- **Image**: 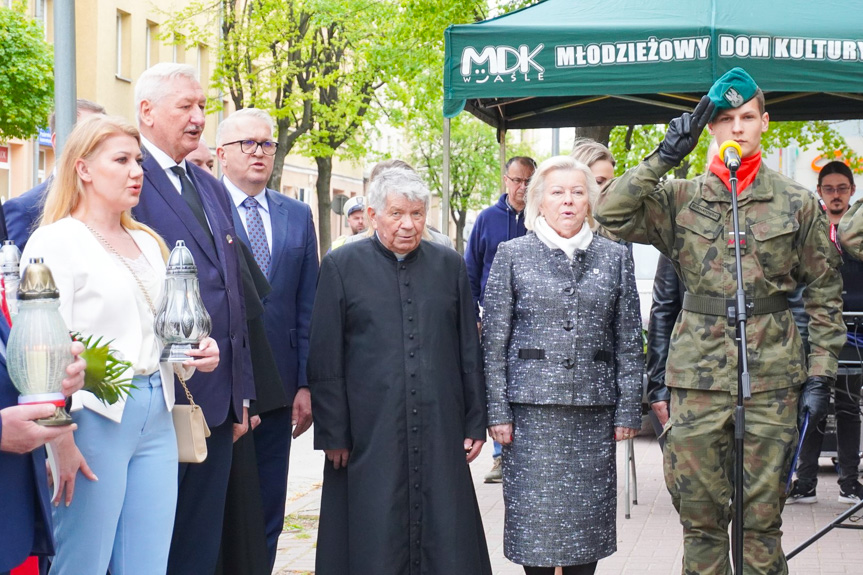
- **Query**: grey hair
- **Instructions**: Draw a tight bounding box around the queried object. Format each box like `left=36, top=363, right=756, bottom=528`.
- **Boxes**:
left=367, top=167, right=430, bottom=214
left=569, top=137, right=615, bottom=167
left=135, top=63, right=199, bottom=123
left=216, top=108, right=275, bottom=145
left=524, top=156, right=600, bottom=231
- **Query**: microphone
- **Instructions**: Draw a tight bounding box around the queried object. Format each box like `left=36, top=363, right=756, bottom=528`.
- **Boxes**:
left=719, top=141, right=742, bottom=171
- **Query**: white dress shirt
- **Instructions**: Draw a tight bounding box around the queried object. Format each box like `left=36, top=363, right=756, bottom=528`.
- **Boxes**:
left=224, top=177, right=273, bottom=254
left=140, top=135, right=188, bottom=194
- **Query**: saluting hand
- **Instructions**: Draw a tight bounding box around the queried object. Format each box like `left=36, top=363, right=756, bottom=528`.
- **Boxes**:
left=658, top=95, right=715, bottom=166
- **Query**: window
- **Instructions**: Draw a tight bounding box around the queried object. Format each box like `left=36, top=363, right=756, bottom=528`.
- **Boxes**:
left=34, top=0, right=50, bottom=39
left=116, top=10, right=131, bottom=80
left=196, top=44, right=209, bottom=82
left=37, top=149, right=47, bottom=182
left=146, top=22, right=159, bottom=69
left=172, top=33, right=186, bottom=63
left=0, top=145, right=10, bottom=203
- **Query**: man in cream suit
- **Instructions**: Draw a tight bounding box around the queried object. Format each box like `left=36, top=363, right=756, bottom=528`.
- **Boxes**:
left=216, top=108, right=318, bottom=569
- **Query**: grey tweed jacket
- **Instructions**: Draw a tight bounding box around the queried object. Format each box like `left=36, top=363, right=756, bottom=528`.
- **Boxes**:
left=483, top=232, right=644, bottom=429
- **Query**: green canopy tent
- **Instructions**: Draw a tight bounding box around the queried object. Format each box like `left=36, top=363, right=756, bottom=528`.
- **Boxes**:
left=439, top=0, right=863, bottom=234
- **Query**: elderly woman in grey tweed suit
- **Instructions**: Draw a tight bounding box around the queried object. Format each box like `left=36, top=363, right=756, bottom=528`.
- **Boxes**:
left=483, top=156, right=643, bottom=575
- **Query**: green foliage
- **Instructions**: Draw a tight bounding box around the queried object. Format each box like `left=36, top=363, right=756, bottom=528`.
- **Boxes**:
left=71, top=332, right=135, bottom=406
left=384, top=1, right=503, bottom=250
left=0, top=4, right=53, bottom=140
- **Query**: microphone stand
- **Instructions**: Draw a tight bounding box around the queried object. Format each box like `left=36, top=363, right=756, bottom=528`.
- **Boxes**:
left=728, top=162, right=752, bottom=575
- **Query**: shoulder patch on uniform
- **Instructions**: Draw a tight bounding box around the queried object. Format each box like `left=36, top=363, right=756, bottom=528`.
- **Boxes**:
left=688, top=201, right=722, bottom=222
left=830, top=222, right=843, bottom=255
left=818, top=197, right=828, bottom=213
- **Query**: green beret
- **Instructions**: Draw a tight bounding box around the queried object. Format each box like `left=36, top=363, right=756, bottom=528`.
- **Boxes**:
left=707, top=67, right=759, bottom=119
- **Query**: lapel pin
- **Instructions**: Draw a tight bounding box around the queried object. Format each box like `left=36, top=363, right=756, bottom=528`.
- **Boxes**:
left=226, top=234, right=233, bottom=244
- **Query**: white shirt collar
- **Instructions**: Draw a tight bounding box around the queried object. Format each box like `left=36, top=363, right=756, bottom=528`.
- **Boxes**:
left=223, top=176, right=269, bottom=214
left=140, top=135, right=189, bottom=173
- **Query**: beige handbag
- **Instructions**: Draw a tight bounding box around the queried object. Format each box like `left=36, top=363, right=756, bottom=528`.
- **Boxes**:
left=84, top=223, right=211, bottom=463
left=173, top=375, right=211, bottom=463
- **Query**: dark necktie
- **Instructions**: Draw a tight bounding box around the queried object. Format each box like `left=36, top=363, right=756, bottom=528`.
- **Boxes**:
left=242, top=196, right=271, bottom=276
left=170, top=165, right=213, bottom=245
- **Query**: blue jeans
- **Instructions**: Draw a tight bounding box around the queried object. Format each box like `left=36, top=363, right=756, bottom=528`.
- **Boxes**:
left=50, top=373, right=178, bottom=575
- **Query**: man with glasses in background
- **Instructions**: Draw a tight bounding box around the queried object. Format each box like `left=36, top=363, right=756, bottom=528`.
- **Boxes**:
left=465, top=155, right=536, bottom=483
left=217, top=108, right=319, bottom=570
left=789, top=160, right=863, bottom=505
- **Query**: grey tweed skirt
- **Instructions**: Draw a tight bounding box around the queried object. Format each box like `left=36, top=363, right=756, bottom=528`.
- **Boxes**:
left=502, top=403, right=617, bottom=567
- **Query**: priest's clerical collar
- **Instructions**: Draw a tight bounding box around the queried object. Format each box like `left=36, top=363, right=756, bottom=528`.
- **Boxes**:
left=373, top=232, right=419, bottom=261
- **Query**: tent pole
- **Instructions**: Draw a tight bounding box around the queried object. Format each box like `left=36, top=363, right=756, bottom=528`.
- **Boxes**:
left=499, top=128, right=507, bottom=194
left=442, top=117, right=450, bottom=237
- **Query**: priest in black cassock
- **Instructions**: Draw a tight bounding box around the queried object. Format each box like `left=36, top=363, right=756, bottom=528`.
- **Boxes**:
left=308, top=166, right=492, bottom=575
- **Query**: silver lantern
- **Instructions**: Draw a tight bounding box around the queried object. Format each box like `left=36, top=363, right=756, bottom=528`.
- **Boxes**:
left=1, top=240, right=21, bottom=318
left=8, top=259, right=74, bottom=426
left=154, top=240, right=212, bottom=362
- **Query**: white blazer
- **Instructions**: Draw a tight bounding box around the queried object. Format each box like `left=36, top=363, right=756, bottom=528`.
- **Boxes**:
left=22, top=217, right=176, bottom=422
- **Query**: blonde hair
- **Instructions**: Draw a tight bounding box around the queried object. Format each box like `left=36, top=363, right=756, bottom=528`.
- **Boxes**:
left=569, top=138, right=615, bottom=168
left=524, top=156, right=600, bottom=231
left=41, top=115, right=170, bottom=260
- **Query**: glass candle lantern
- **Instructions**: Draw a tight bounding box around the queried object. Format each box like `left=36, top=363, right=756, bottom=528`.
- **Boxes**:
left=154, top=240, right=212, bottom=362
left=7, top=259, right=73, bottom=426
left=1, top=240, right=22, bottom=318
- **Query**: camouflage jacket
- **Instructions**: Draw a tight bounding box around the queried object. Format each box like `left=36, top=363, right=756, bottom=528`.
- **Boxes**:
left=595, top=151, right=845, bottom=393
left=838, top=199, right=863, bottom=259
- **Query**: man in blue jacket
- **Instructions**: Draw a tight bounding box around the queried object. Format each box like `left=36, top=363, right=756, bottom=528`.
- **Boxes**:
left=4, top=99, right=105, bottom=250
left=0, top=319, right=86, bottom=575
left=217, top=108, right=318, bottom=569
left=132, top=63, right=254, bottom=575
left=464, top=155, right=535, bottom=483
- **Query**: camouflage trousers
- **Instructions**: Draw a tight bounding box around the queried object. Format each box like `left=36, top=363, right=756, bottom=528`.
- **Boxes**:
left=664, top=387, right=799, bottom=575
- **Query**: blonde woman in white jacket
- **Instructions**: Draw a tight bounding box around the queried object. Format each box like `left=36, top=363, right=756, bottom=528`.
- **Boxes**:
left=22, top=115, right=219, bottom=575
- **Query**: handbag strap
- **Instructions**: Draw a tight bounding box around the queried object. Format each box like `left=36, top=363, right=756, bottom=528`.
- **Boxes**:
left=83, top=222, right=198, bottom=407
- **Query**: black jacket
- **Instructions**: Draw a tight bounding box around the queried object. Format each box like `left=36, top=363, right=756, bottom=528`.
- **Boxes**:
left=646, top=255, right=682, bottom=405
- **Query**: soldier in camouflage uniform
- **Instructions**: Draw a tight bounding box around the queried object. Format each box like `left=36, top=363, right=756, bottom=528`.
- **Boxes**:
left=595, top=68, right=844, bottom=575
left=839, top=198, right=863, bottom=258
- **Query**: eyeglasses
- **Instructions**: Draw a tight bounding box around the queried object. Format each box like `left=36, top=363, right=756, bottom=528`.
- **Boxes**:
left=505, top=175, right=531, bottom=186
left=820, top=185, right=852, bottom=195
left=223, top=139, right=279, bottom=156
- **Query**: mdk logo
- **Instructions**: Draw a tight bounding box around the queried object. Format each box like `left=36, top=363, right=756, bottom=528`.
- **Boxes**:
left=460, top=44, right=545, bottom=84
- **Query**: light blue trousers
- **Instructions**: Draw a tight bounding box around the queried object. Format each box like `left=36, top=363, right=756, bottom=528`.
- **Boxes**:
left=50, top=373, right=178, bottom=575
